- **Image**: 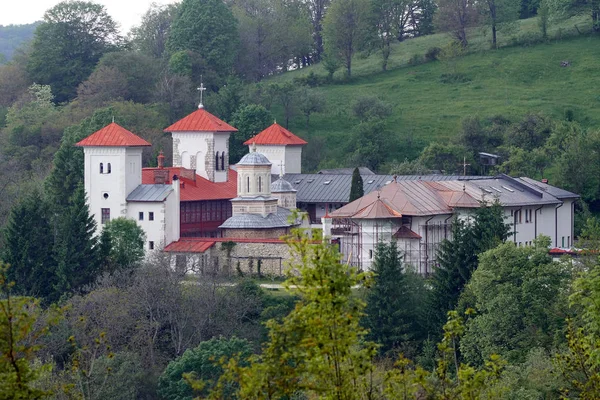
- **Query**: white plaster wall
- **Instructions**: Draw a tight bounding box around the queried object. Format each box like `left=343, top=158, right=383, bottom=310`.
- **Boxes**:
left=284, top=145, right=302, bottom=173
left=126, top=202, right=165, bottom=250
left=125, top=148, right=143, bottom=195
left=236, top=165, right=272, bottom=197
left=172, top=131, right=231, bottom=181
left=84, top=147, right=128, bottom=232
left=164, top=183, right=180, bottom=245
left=357, top=219, right=398, bottom=270
left=214, top=134, right=230, bottom=183
left=254, top=145, right=285, bottom=175
left=557, top=199, right=574, bottom=248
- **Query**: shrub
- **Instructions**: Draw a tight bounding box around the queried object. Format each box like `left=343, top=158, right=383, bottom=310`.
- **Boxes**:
left=424, top=47, right=441, bottom=61
left=408, top=53, right=425, bottom=66
left=158, top=337, right=253, bottom=400
left=293, top=71, right=326, bottom=87
left=439, top=73, right=472, bottom=84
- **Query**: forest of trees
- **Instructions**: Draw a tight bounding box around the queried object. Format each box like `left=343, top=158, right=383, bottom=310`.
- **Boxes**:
left=2, top=0, right=600, bottom=396
left=4, top=211, right=600, bottom=398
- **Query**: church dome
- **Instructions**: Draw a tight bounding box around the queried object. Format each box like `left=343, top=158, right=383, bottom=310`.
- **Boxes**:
left=271, top=177, right=296, bottom=193
left=237, top=151, right=271, bottom=166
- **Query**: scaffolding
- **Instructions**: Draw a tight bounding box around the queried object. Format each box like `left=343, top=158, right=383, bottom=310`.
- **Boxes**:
left=332, top=217, right=453, bottom=275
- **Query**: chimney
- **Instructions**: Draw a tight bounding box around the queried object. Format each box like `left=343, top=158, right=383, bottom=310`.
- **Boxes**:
left=154, top=169, right=169, bottom=184
left=158, top=150, right=165, bottom=169
left=171, top=175, right=180, bottom=242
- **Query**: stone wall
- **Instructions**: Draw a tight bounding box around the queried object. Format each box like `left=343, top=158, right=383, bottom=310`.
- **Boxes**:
left=224, top=228, right=290, bottom=239
left=170, top=241, right=294, bottom=277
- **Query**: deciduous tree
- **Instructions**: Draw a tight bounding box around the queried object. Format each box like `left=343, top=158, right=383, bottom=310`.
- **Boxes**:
left=322, top=0, right=374, bottom=77
left=103, top=217, right=147, bottom=270
left=27, top=1, right=121, bottom=102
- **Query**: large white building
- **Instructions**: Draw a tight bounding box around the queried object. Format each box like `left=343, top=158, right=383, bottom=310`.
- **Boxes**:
left=76, top=123, right=180, bottom=250
left=326, top=175, right=579, bottom=273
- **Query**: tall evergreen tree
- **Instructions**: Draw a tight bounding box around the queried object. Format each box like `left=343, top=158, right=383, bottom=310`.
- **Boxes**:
left=426, top=200, right=511, bottom=336
left=349, top=167, right=364, bottom=202
left=2, top=190, right=54, bottom=299
left=363, top=241, right=425, bottom=355
left=52, top=185, right=101, bottom=300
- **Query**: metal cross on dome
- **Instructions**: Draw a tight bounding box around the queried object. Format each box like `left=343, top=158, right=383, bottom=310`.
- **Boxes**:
left=197, top=77, right=206, bottom=109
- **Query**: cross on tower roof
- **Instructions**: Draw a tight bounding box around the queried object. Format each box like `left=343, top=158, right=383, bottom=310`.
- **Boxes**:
left=197, top=76, right=206, bottom=109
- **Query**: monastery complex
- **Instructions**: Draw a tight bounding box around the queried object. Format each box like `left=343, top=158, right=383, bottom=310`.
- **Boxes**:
left=76, top=104, right=579, bottom=275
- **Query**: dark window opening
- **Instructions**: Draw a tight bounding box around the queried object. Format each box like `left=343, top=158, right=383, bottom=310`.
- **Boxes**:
left=149, top=212, right=154, bottom=221
left=149, top=241, right=154, bottom=250
left=215, top=152, right=220, bottom=171
left=101, top=208, right=110, bottom=224
left=107, top=163, right=111, bottom=174
left=139, top=212, right=144, bottom=221
left=221, top=152, right=225, bottom=171
left=100, top=163, right=104, bottom=174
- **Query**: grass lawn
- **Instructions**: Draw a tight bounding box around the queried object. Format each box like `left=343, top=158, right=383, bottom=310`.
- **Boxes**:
left=263, top=15, right=600, bottom=171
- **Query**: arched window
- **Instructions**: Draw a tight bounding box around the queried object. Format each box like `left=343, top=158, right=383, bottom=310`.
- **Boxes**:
left=246, top=176, right=250, bottom=193
left=221, top=152, right=225, bottom=171
left=107, top=163, right=111, bottom=174
left=100, top=163, right=104, bottom=174
left=258, top=176, right=262, bottom=192
left=215, top=152, right=220, bottom=171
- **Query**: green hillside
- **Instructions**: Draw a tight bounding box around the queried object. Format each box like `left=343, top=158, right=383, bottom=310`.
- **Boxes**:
left=269, top=16, right=599, bottom=170
left=0, top=22, right=39, bottom=62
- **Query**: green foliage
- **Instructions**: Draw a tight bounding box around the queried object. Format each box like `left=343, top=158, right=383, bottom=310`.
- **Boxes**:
left=103, top=217, right=147, bottom=270
left=426, top=201, right=511, bottom=335
left=352, top=95, right=392, bottom=122
left=205, top=228, right=377, bottom=399
left=26, top=1, right=120, bottom=102
left=53, top=185, right=103, bottom=298
left=556, top=263, right=600, bottom=398
left=461, top=237, right=571, bottom=365
left=384, top=310, right=508, bottom=398
left=167, top=0, right=239, bottom=81
left=0, top=262, right=59, bottom=399
left=0, top=22, right=38, bottom=62
left=363, top=241, right=425, bottom=355
left=419, top=142, right=467, bottom=173
left=349, top=167, right=365, bottom=202
left=2, top=190, right=54, bottom=299
left=229, top=104, right=273, bottom=163
left=298, top=87, right=326, bottom=130
left=159, top=337, right=253, bottom=399
left=322, top=0, right=374, bottom=77
left=130, top=3, right=179, bottom=59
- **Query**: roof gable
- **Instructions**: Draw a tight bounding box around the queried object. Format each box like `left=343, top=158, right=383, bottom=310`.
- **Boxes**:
left=75, top=123, right=151, bottom=147
left=244, top=123, right=307, bottom=146
left=164, top=108, right=237, bottom=132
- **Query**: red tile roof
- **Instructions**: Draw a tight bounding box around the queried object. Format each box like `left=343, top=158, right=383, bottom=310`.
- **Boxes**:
left=352, top=198, right=402, bottom=219
left=164, top=237, right=287, bottom=253
left=164, top=108, right=237, bottom=132
left=142, top=167, right=238, bottom=201
left=244, top=123, right=307, bottom=146
left=75, top=123, right=151, bottom=147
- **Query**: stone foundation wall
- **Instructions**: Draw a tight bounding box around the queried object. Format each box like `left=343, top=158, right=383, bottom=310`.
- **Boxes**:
left=170, top=241, right=294, bottom=277
left=224, top=228, right=290, bottom=239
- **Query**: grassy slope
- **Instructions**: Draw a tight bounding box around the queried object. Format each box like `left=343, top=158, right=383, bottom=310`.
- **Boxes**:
left=267, top=15, right=599, bottom=170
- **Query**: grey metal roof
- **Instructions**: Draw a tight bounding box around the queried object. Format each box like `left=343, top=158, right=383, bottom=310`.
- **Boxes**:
left=231, top=195, right=279, bottom=202
left=280, top=173, right=489, bottom=203
left=318, top=167, right=375, bottom=175
left=237, top=151, right=271, bottom=166
left=271, top=177, right=296, bottom=193
left=219, top=207, right=296, bottom=229
left=127, top=184, right=173, bottom=202
left=517, top=177, right=580, bottom=199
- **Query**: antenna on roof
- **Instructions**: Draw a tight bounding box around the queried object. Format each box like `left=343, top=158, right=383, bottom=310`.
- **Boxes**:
left=197, top=75, right=206, bottom=109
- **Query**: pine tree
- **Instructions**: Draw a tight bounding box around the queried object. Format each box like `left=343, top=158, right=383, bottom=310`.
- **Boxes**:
left=53, top=185, right=101, bottom=300
left=364, top=241, right=424, bottom=355
left=349, top=167, right=364, bottom=202
left=425, top=201, right=511, bottom=336
left=2, top=190, right=55, bottom=300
